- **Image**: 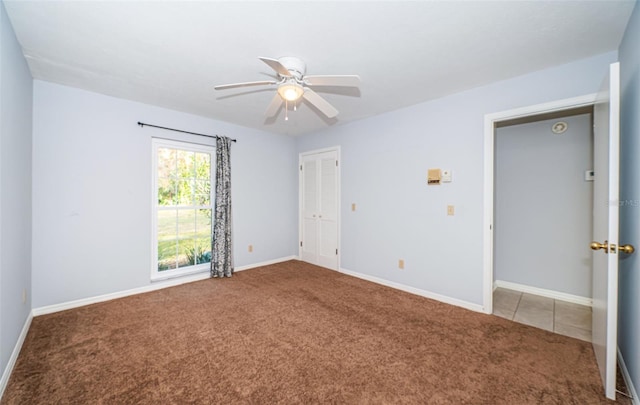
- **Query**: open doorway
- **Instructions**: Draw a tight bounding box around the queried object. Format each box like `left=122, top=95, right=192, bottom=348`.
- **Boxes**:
left=492, top=108, right=594, bottom=341
left=482, top=94, right=598, bottom=315
left=483, top=64, right=624, bottom=401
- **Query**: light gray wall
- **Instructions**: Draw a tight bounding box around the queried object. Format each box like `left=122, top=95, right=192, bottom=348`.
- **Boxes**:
left=494, top=114, right=593, bottom=297
left=297, top=52, right=616, bottom=307
left=618, top=0, right=640, bottom=398
left=0, top=0, right=32, bottom=378
left=32, top=81, right=298, bottom=308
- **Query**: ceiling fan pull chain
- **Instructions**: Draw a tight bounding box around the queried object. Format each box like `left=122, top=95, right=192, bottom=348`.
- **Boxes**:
left=285, top=99, right=289, bottom=121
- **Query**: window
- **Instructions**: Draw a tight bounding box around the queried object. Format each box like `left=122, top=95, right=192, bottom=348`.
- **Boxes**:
left=152, top=139, right=214, bottom=280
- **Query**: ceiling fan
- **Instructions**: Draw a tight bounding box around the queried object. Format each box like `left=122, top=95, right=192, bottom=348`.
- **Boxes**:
left=214, top=56, right=360, bottom=120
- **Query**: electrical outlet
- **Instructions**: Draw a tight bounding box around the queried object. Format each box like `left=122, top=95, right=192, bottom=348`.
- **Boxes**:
left=447, top=205, right=455, bottom=216
left=248, top=245, right=253, bottom=253
left=398, top=259, right=405, bottom=269
left=22, top=288, right=26, bottom=304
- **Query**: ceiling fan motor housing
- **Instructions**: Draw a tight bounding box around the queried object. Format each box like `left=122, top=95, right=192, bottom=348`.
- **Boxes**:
left=278, top=56, right=306, bottom=80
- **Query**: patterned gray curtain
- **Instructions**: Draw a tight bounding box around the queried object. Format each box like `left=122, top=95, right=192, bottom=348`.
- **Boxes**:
left=211, top=136, right=233, bottom=278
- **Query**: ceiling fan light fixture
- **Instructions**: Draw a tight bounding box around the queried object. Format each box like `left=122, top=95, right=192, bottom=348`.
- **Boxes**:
left=277, top=82, right=304, bottom=101
left=216, top=56, right=359, bottom=120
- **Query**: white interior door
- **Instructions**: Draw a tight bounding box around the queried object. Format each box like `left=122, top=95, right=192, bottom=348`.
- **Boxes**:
left=300, top=150, right=339, bottom=270
left=301, top=158, right=319, bottom=264
left=591, top=62, right=620, bottom=400
left=317, top=154, right=338, bottom=269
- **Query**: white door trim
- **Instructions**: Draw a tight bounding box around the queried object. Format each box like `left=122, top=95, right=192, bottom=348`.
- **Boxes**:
left=299, top=146, right=341, bottom=270
left=482, top=94, right=597, bottom=314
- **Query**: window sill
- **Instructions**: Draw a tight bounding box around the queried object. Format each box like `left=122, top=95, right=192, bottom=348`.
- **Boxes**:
left=151, top=264, right=210, bottom=282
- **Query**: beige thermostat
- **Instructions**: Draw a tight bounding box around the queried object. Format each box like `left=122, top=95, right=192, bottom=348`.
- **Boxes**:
left=428, top=168, right=441, bottom=185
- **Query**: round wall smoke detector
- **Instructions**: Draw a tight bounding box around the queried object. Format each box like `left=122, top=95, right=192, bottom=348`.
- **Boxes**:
left=552, top=121, right=568, bottom=134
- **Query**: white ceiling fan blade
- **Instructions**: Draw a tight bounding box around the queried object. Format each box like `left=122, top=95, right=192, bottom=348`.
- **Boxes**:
left=214, top=80, right=276, bottom=90
left=305, top=75, right=360, bottom=87
left=303, top=88, right=339, bottom=118
left=259, top=57, right=292, bottom=77
left=264, top=93, right=282, bottom=117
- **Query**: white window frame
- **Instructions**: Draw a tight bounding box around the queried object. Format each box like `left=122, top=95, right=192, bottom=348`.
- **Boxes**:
left=151, top=138, right=215, bottom=281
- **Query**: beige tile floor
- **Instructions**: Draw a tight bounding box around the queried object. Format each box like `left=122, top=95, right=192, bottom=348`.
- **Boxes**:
left=493, top=287, right=592, bottom=342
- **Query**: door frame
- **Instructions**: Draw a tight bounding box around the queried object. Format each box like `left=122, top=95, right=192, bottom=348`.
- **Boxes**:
left=298, top=146, right=341, bottom=270
left=482, top=94, right=597, bottom=314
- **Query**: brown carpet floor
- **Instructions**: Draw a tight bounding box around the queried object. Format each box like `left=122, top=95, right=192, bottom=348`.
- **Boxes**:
left=1, top=260, right=630, bottom=404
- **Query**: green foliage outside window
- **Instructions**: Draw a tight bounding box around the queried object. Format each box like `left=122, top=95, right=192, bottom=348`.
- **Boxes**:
left=156, top=147, right=213, bottom=271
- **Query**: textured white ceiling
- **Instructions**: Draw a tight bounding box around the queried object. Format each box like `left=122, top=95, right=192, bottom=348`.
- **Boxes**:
left=3, top=1, right=636, bottom=136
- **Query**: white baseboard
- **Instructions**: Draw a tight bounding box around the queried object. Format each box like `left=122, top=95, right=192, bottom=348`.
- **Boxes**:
left=235, top=255, right=297, bottom=272
left=0, top=311, right=33, bottom=399
left=33, top=272, right=211, bottom=316
left=494, top=280, right=592, bottom=307
left=618, top=347, right=639, bottom=405
left=33, top=255, right=298, bottom=317
left=339, top=267, right=484, bottom=313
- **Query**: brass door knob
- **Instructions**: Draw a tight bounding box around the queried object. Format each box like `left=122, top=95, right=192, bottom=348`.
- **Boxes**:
left=590, top=241, right=608, bottom=251
left=619, top=244, right=635, bottom=254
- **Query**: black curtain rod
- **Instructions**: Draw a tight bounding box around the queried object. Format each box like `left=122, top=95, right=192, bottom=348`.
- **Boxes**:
left=137, top=122, right=237, bottom=143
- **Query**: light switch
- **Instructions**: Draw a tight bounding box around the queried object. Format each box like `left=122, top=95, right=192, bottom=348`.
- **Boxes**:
left=398, top=259, right=405, bottom=269
left=352, top=203, right=356, bottom=211
left=585, top=170, right=594, bottom=181
left=447, top=205, right=455, bottom=216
